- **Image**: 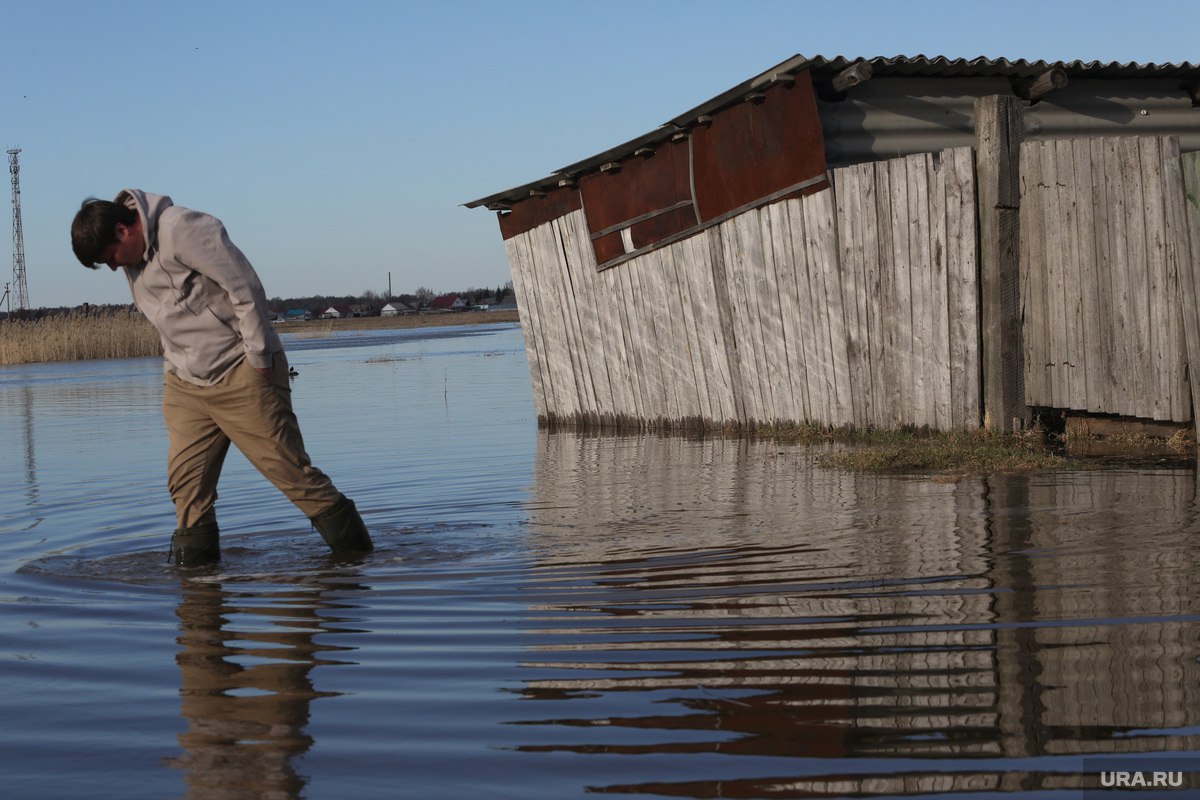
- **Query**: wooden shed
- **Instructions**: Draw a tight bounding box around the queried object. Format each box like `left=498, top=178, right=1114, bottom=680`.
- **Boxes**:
left=466, top=55, right=1200, bottom=434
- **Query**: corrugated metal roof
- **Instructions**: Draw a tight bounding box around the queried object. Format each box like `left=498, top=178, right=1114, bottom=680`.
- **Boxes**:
left=792, top=54, right=1200, bottom=80
left=466, top=54, right=1200, bottom=210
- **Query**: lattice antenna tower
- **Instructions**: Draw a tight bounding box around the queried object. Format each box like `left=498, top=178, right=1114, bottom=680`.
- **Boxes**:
left=8, top=148, right=29, bottom=311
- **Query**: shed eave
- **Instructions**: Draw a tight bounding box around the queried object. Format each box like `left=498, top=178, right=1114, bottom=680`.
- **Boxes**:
left=466, top=53, right=1200, bottom=210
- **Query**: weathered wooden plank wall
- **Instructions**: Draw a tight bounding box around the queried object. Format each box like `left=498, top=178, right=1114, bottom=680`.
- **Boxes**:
left=505, top=146, right=981, bottom=431
left=1020, top=136, right=1192, bottom=421
left=830, top=147, right=979, bottom=430
left=1179, top=152, right=1200, bottom=438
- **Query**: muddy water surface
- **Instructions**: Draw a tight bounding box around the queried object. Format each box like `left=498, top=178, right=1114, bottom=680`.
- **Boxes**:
left=3, top=322, right=1200, bottom=798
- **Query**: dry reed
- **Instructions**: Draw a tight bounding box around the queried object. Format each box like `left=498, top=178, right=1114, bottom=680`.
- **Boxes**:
left=0, top=309, right=162, bottom=366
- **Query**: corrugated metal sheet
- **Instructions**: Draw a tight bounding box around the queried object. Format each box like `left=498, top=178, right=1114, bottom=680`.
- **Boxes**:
left=465, top=54, right=1200, bottom=210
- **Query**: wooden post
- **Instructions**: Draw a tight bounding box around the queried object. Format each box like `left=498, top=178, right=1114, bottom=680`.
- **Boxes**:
left=1177, top=151, right=1200, bottom=440
left=975, top=96, right=1029, bottom=432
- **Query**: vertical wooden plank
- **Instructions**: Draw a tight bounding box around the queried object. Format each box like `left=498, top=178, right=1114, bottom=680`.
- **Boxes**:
left=1164, top=139, right=1190, bottom=422
left=931, top=148, right=950, bottom=431
left=525, top=225, right=571, bottom=422
left=844, top=164, right=877, bottom=428
left=833, top=165, right=863, bottom=426
left=807, top=188, right=853, bottom=426
left=633, top=250, right=670, bottom=423
left=1140, top=137, right=1175, bottom=420
left=1088, top=139, right=1116, bottom=414
left=1040, top=142, right=1068, bottom=408
left=1019, top=141, right=1047, bottom=407
left=523, top=227, right=568, bottom=422
left=974, top=95, right=1027, bottom=431
left=801, top=188, right=849, bottom=424
left=504, top=231, right=549, bottom=421
left=557, top=218, right=602, bottom=422
left=906, top=153, right=932, bottom=428
left=1055, top=139, right=1086, bottom=413
left=628, top=255, right=670, bottom=425
left=1069, top=140, right=1101, bottom=413
left=720, top=216, right=752, bottom=422
left=556, top=213, right=611, bottom=423
left=659, top=246, right=700, bottom=423
left=1121, top=137, right=1153, bottom=418
left=741, top=210, right=772, bottom=424
left=1176, top=150, right=1200, bottom=435
left=692, top=232, right=739, bottom=424
left=619, top=260, right=657, bottom=429
left=929, top=150, right=953, bottom=430
left=668, top=239, right=713, bottom=424
left=766, top=200, right=806, bottom=423
left=857, top=162, right=887, bottom=429
left=1139, top=137, right=1163, bottom=419
left=600, top=264, right=638, bottom=423
left=706, top=223, right=747, bottom=425
left=533, top=221, right=587, bottom=422
left=723, top=214, right=764, bottom=423
left=1104, top=138, right=1133, bottom=416
left=946, top=146, right=979, bottom=429
left=787, top=198, right=826, bottom=424
left=889, top=157, right=914, bottom=426
left=958, top=145, right=982, bottom=429
left=753, top=207, right=792, bottom=423
left=874, top=161, right=900, bottom=427
left=550, top=219, right=595, bottom=421
left=680, top=236, right=719, bottom=424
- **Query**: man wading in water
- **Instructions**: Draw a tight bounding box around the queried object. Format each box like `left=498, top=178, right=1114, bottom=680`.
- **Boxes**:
left=71, top=190, right=373, bottom=565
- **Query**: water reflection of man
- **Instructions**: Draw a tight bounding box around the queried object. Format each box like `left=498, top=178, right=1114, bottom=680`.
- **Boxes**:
left=168, top=576, right=359, bottom=797
left=70, top=191, right=372, bottom=564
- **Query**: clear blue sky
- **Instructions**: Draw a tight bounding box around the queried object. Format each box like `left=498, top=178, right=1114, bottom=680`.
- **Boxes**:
left=3, top=0, right=1198, bottom=308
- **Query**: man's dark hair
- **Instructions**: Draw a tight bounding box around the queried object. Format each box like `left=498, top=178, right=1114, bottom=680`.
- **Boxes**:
left=71, top=198, right=137, bottom=269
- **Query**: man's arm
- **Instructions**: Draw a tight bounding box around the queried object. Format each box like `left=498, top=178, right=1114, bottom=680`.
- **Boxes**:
left=161, top=208, right=278, bottom=372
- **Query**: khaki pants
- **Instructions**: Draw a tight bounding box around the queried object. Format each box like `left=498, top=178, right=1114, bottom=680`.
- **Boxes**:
left=162, top=351, right=342, bottom=528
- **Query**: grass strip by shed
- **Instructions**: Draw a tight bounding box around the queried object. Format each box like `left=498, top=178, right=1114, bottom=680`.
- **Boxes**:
left=759, top=424, right=1071, bottom=475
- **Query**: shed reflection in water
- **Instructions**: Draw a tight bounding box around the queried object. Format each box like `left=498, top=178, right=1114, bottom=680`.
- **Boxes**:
left=515, top=433, right=1200, bottom=796
left=168, top=572, right=367, bottom=798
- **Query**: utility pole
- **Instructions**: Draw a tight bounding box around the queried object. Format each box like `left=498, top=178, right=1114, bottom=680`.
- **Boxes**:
left=8, top=148, right=29, bottom=311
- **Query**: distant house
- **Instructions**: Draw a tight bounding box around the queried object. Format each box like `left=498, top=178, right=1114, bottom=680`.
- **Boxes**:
left=381, top=302, right=416, bottom=316
left=429, top=294, right=467, bottom=312
left=285, top=308, right=311, bottom=322
left=321, top=305, right=354, bottom=319
left=490, top=295, right=517, bottom=312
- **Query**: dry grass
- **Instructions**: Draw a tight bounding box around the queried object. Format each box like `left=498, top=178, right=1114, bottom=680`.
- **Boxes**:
left=758, top=423, right=1072, bottom=476
left=0, top=309, right=162, bottom=365
left=0, top=308, right=522, bottom=366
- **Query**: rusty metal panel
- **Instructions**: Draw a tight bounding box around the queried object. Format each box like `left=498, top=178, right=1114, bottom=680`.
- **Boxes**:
left=498, top=185, right=582, bottom=240
left=578, top=137, right=694, bottom=251
left=690, top=72, right=827, bottom=222
left=591, top=230, right=625, bottom=265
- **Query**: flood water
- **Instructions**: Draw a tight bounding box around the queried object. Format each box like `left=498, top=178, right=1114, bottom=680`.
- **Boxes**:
left=3, top=321, right=1200, bottom=799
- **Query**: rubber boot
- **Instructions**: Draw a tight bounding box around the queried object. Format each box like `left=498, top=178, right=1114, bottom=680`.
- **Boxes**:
left=310, top=495, right=374, bottom=553
left=169, top=521, right=220, bottom=567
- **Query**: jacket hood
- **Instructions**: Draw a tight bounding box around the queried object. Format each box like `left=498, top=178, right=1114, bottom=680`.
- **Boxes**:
left=116, top=189, right=174, bottom=263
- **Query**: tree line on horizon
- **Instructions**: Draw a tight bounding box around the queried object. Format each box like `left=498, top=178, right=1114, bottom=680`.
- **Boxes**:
left=269, top=282, right=513, bottom=314
left=2, top=281, right=514, bottom=321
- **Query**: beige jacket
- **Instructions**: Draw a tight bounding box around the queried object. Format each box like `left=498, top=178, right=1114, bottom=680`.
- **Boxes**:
left=118, top=189, right=281, bottom=386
